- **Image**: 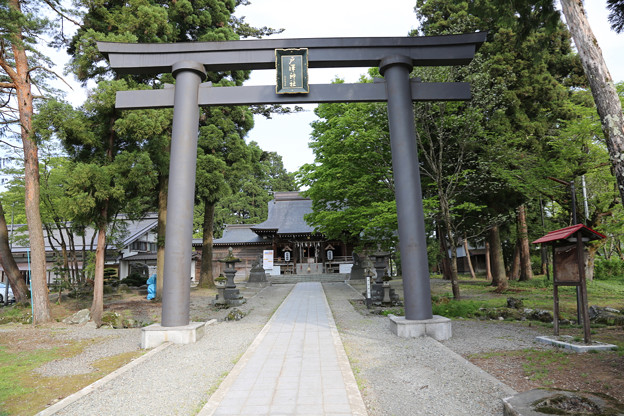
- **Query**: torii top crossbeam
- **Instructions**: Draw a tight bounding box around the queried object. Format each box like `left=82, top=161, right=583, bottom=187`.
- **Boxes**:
left=98, top=33, right=487, bottom=74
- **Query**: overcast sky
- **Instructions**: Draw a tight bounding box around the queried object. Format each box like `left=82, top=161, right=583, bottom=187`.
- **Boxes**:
left=232, top=0, right=624, bottom=173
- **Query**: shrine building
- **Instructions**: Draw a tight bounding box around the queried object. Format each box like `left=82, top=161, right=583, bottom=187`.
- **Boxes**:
left=194, top=192, right=354, bottom=279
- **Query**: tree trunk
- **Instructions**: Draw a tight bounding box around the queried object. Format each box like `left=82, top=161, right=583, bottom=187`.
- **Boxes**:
left=485, top=241, right=493, bottom=281
left=438, top=224, right=452, bottom=280
left=463, top=237, right=476, bottom=279
left=81, top=233, right=87, bottom=283
left=198, top=201, right=215, bottom=288
left=448, top=243, right=461, bottom=299
left=90, top=204, right=108, bottom=327
left=510, top=241, right=521, bottom=281
left=0, top=201, right=29, bottom=303
left=560, top=0, right=624, bottom=205
left=441, top=198, right=460, bottom=299
left=156, top=175, right=167, bottom=299
left=541, top=245, right=548, bottom=275
left=586, top=243, right=598, bottom=281
left=488, top=225, right=508, bottom=290
left=7, top=0, right=51, bottom=323
left=67, top=232, right=78, bottom=283
left=517, top=204, right=533, bottom=281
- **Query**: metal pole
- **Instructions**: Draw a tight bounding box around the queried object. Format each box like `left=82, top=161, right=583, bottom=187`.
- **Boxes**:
left=570, top=181, right=582, bottom=325
left=380, top=55, right=433, bottom=321
left=576, top=231, right=591, bottom=343
left=552, top=244, right=559, bottom=336
left=161, top=61, right=206, bottom=327
left=581, top=175, right=590, bottom=223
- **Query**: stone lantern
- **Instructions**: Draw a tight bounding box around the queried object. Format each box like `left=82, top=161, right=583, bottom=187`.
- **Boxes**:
left=369, top=249, right=400, bottom=305
left=217, top=247, right=245, bottom=306
left=371, top=249, right=390, bottom=284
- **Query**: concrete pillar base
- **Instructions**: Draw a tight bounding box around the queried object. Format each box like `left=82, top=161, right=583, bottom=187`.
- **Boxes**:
left=141, top=321, right=210, bottom=349
left=388, top=314, right=452, bottom=341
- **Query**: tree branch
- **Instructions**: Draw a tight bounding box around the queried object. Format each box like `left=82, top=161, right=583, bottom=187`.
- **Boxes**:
left=27, top=66, right=74, bottom=90
left=0, top=55, right=18, bottom=82
left=42, top=0, right=83, bottom=28
left=0, top=139, right=22, bottom=149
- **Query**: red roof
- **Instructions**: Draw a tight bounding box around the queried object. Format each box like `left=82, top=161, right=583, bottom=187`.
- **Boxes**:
left=532, top=224, right=606, bottom=244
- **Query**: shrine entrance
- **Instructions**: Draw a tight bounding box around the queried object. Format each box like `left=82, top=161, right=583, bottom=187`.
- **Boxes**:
left=98, top=33, right=487, bottom=328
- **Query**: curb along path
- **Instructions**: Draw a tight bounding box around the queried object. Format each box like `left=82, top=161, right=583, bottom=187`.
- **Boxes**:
left=199, top=282, right=367, bottom=416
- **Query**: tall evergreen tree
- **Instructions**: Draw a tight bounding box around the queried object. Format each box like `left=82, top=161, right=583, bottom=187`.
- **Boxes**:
left=66, top=0, right=281, bottom=297
left=0, top=0, right=80, bottom=323
left=415, top=0, right=587, bottom=285
left=36, top=83, right=158, bottom=325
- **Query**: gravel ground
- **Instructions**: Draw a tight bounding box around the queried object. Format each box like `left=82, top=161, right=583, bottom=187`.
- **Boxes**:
left=50, top=284, right=292, bottom=416
left=324, top=283, right=532, bottom=416
left=36, top=327, right=143, bottom=377
left=36, top=282, right=554, bottom=415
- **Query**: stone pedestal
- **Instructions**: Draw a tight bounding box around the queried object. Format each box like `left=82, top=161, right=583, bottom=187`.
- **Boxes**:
left=366, top=282, right=401, bottom=305
left=214, top=286, right=227, bottom=306
left=388, top=314, right=452, bottom=341
left=224, top=287, right=246, bottom=306
left=141, top=321, right=208, bottom=349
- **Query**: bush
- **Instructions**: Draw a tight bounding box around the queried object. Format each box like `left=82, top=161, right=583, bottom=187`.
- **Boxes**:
left=120, top=273, right=148, bottom=287
left=103, top=268, right=119, bottom=287
left=594, top=258, right=624, bottom=281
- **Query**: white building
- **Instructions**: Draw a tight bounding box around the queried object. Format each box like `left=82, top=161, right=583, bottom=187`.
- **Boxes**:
left=0, top=213, right=200, bottom=285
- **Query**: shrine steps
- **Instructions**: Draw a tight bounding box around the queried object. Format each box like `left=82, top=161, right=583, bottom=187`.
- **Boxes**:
left=267, top=273, right=349, bottom=284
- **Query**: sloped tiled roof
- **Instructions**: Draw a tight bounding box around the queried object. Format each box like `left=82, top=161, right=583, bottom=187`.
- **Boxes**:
left=251, top=192, right=315, bottom=235
left=9, top=213, right=158, bottom=253
left=209, top=224, right=267, bottom=246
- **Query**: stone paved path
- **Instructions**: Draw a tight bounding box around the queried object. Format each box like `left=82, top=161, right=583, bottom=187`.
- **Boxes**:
left=198, top=282, right=367, bottom=416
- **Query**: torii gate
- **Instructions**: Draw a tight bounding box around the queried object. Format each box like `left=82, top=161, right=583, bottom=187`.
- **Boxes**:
left=98, top=33, right=486, bottom=342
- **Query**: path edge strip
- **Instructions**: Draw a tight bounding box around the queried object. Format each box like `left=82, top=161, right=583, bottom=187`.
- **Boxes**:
left=321, top=282, right=369, bottom=416
left=197, top=285, right=296, bottom=416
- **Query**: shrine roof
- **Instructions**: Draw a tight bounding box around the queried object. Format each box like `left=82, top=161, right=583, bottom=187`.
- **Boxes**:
left=532, top=224, right=606, bottom=244
left=207, top=224, right=267, bottom=246
left=251, top=192, right=315, bottom=235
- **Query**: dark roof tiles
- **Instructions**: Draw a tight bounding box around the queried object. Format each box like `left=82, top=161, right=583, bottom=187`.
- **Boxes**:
left=252, top=192, right=314, bottom=235
left=212, top=224, right=266, bottom=245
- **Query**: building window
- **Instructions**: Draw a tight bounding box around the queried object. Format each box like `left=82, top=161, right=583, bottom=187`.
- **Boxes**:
left=130, top=241, right=157, bottom=252
left=131, top=241, right=147, bottom=251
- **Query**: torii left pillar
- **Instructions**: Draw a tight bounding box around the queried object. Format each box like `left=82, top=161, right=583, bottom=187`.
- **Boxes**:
left=381, top=56, right=451, bottom=340
left=141, top=61, right=207, bottom=348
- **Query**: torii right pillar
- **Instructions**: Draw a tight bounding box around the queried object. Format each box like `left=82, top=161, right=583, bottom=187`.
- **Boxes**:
left=380, top=55, right=452, bottom=340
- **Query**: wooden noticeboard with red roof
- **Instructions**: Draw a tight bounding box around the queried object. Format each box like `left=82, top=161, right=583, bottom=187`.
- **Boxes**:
left=532, top=224, right=606, bottom=343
